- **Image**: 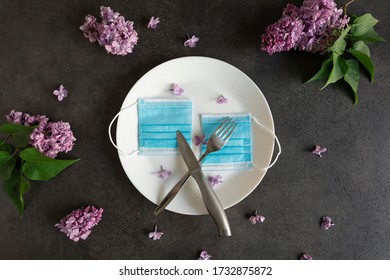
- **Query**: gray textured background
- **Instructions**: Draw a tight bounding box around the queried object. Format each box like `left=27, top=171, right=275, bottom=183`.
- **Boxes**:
left=0, top=0, right=389, bottom=259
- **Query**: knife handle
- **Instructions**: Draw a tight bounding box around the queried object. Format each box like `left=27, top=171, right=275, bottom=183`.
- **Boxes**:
left=154, top=171, right=191, bottom=216
left=192, top=171, right=232, bottom=237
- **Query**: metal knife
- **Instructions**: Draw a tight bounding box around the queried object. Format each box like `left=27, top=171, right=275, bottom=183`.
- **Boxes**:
left=176, top=130, right=232, bottom=236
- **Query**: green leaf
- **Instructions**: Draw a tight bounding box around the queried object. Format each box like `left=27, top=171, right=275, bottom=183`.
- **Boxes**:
left=20, top=148, right=80, bottom=181
left=344, top=60, right=360, bottom=105
left=351, top=41, right=370, bottom=57
left=328, top=26, right=351, bottom=55
left=0, top=142, right=13, bottom=154
left=305, top=58, right=333, bottom=83
left=321, top=54, right=349, bottom=89
left=351, top=28, right=386, bottom=44
left=0, top=124, right=35, bottom=148
left=0, top=151, right=16, bottom=181
left=3, top=169, right=30, bottom=217
left=346, top=49, right=375, bottom=82
left=0, top=151, right=10, bottom=164
left=351, top=13, right=379, bottom=37
left=350, top=15, right=358, bottom=23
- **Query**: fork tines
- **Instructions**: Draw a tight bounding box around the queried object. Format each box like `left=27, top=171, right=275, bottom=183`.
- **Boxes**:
left=215, top=117, right=236, bottom=141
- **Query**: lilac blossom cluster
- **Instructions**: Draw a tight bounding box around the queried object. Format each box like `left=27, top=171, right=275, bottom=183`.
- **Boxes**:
left=80, top=6, right=138, bottom=56
left=55, top=205, right=103, bottom=242
left=261, top=0, right=349, bottom=55
left=6, top=110, right=48, bottom=129
left=5, top=110, right=76, bottom=159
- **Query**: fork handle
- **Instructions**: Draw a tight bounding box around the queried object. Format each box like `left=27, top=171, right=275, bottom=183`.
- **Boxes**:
left=154, top=171, right=191, bottom=216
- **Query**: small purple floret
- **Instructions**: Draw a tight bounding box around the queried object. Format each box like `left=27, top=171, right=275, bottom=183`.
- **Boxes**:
left=208, top=175, right=223, bottom=188
left=217, top=95, right=228, bottom=104
left=148, top=16, right=160, bottom=29
left=198, top=250, right=212, bottom=260
left=321, top=216, right=335, bottom=230
left=148, top=225, right=163, bottom=240
left=156, top=165, right=172, bottom=179
left=312, top=145, right=327, bottom=157
left=53, top=85, right=68, bottom=101
left=300, top=253, right=313, bottom=260
left=194, top=135, right=207, bottom=146
left=184, top=35, right=199, bottom=48
left=249, top=210, right=265, bottom=224
left=171, top=83, right=184, bottom=96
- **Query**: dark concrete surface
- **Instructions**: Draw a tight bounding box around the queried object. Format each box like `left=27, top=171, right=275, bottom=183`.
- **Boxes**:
left=0, top=0, right=389, bottom=259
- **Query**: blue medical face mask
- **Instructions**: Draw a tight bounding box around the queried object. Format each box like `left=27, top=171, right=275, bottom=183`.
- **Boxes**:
left=200, top=113, right=253, bottom=171
left=138, top=98, right=192, bottom=155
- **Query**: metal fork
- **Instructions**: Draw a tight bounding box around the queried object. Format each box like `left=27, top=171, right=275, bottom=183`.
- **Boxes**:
left=154, top=117, right=237, bottom=216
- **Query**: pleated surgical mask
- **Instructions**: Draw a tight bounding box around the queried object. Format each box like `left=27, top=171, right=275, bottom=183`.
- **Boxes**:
left=200, top=113, right=253, bottom=170
left=138, top=98, right=193, bottom=155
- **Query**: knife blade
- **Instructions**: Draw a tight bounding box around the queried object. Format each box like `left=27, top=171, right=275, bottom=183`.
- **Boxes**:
left=176, top=130, right=231, bottom=236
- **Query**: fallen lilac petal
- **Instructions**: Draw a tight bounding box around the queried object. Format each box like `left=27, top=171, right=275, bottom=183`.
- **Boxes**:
left=171, top=83, right=184, bottom=96
left=208, top=175, right=223, bottom=187
left=148, top=16, right=160, bottom=29
left=148, top=227, right=163, bottom=240
left=184, top=35, right=199, bottom=48
left=198, top=250, right=211, bottom=260
left=217, top=95, right=228, bottom=104
left=249, top=210, right=265, bottom=224
left=53, top=85, right=68, bottom=101
left=194, top=135, right=207, bottom=146
left=321, top=216, right=335, bottom=230
left=312, top=145, right=327, bottom=157
left=300, top=253, right=313, bottom=260
left=55, top=206, right=103, bottom=242
left=156, top=165, right=172, bottom=179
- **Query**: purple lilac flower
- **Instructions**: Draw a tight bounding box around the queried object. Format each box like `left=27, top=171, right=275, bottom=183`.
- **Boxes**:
left=156, top=165, right=171, bottom=179
left=217, top=95, right=228, bottom=104
left=171, top=83, right=184, bottom=96
left=53, top=85, right=68, bottom=101
left=55, top=205, right=103, bottom=242
left=79, top=15, right=98, bottom=42
left=261, top=15, right=305, bottom=55
left=148, top=225, right=163, bottom=240
left=30, top=121, right=76, bottom=158
left=194, top=135, right=207, bottom=146
left=184, top=35, right=199, bottom=48
left=80, top=6, right=138, bottom=56
left=5, top=110, right=48, bottom=128
left=208, top=175, right=223, bottom=188
left=321, top=216, right=335, bottom=230
left=198, top=250, right=212, bottom=260
left=312, top=145, right=327, bottom=157
left=148, top=16, right=160, bottom=29
left=300, top=253, right=313, bottom=260
left=249, top=210, right=265, bottom=224
left=261, top=0, right=349, bottom=55
left=5, top=110, right=75, bottom=158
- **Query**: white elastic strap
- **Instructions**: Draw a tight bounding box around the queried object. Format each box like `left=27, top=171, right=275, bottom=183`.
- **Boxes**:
left=108, top=100, right=139, bottom=157
left=251, top=116, right=281, bottom=170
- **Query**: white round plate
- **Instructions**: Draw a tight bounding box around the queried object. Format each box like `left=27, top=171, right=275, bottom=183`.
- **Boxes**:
left=116, top=56, right=275, bottom=215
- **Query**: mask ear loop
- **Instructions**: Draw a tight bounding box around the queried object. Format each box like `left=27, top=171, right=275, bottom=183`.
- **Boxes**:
left=108, top=100, right=139, bottom=157
left=251, top=116, right=281, bottom=170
